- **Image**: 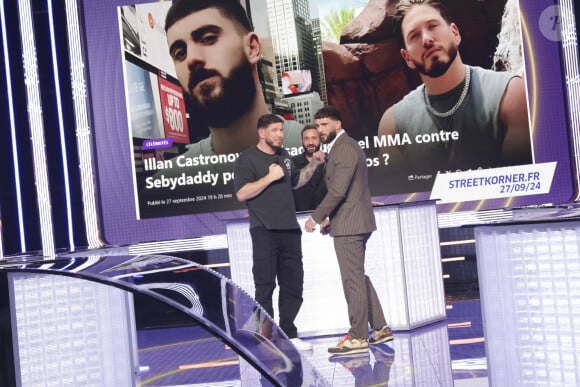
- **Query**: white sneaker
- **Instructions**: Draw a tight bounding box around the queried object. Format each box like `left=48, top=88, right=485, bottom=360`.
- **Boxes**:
left=289, top=337, right=313, bottom=352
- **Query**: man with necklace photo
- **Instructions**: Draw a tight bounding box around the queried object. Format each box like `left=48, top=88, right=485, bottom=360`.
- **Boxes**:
left=378, top=0, right=532, bottom=188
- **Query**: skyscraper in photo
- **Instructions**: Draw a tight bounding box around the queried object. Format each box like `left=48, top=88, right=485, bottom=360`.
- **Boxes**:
left=311, top=17, right=327, bottom=104
left=266, top=0, right=325, bottom=102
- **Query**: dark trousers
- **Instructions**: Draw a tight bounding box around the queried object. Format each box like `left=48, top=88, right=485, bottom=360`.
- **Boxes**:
left=250, top=226, right=304, bottom=338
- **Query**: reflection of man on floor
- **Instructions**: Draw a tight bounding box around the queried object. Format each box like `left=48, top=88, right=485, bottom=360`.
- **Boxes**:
left=164, top=0, right=301, bottom=157
left=330, top=345, right=395, bottom=386
left=378, top=0, right=532, bottom=178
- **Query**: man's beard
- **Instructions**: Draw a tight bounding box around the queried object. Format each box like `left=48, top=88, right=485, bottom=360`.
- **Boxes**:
left=265, top=136, right=282, bottom=149
left=188, top=57, right=256, bottom=128
left=415, top=44, right=458, bottom=78
left=321, top=130, right=336, bottom=144
left=304, top=144, right=320, bottom=156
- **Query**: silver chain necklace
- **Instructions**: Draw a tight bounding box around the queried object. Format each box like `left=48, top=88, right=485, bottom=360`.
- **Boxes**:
left=423, top=66, right=471, bottom=118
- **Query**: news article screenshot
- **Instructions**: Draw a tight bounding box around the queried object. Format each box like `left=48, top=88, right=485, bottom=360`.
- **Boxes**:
left=120, top=2, right=246, bottom=218
left=117, top=0, right=567, bottom=220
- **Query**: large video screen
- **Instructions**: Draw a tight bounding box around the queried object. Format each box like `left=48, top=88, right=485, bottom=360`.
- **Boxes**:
left=81, top=0, right=576, bottom=244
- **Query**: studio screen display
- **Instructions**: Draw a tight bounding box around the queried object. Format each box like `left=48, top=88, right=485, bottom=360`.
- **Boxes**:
left=81, top=0, right=576, bottom=244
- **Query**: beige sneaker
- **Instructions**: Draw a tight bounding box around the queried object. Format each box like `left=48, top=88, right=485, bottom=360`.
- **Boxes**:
left=328, top=335, right=369, bottom=354
left=369, top=325, right=394, bottom=345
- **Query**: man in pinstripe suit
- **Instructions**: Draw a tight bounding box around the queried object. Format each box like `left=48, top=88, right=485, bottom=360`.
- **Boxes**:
left=305, top=106, right=394, bottom=355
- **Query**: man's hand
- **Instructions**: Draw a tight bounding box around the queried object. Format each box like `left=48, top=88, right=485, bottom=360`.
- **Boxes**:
left=312, top=150, right=326, bottom=165
left=320, top=218, right=330, bottom=235
left=304, top=217, right=317, bottom=232
left=268, top=163, right=284, bottom=181
left=295, top=152, right=326, bottom=189
left=236, top=163, right=284, bottom=202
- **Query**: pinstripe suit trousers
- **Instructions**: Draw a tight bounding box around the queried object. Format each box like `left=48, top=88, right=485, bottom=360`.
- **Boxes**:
left=333, top=232, right=387, bottom=340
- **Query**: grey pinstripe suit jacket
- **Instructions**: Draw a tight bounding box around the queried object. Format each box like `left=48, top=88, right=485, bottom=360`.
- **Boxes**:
left=311, top=132, right=377, bottom=237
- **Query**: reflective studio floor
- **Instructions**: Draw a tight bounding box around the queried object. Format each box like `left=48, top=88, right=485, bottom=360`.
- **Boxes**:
left=134, top=296, right=487, bottom=386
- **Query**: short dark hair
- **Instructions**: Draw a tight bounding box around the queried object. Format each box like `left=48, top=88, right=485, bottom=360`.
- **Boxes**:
left=165, top=0, right=253, bottom=33
left=301, top=124, right=318, bottom=136
left=257, top=114, right=284, bottom=130
left=393, top=0, right=451, bottom=46
left=314, top=106, right=342, bottom=122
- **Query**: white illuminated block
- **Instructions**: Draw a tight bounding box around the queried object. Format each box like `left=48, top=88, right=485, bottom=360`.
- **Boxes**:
left=297, top=223, right=350, bottom=335
left=226, top=219, right=349, bottom=336
left=227, top=201, right=446, bottom=335
left=475, top=222, right=580, bottom=386
left=387, top=203, right=447, bottom=329
left=9, top=273, right=138, bottom=387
